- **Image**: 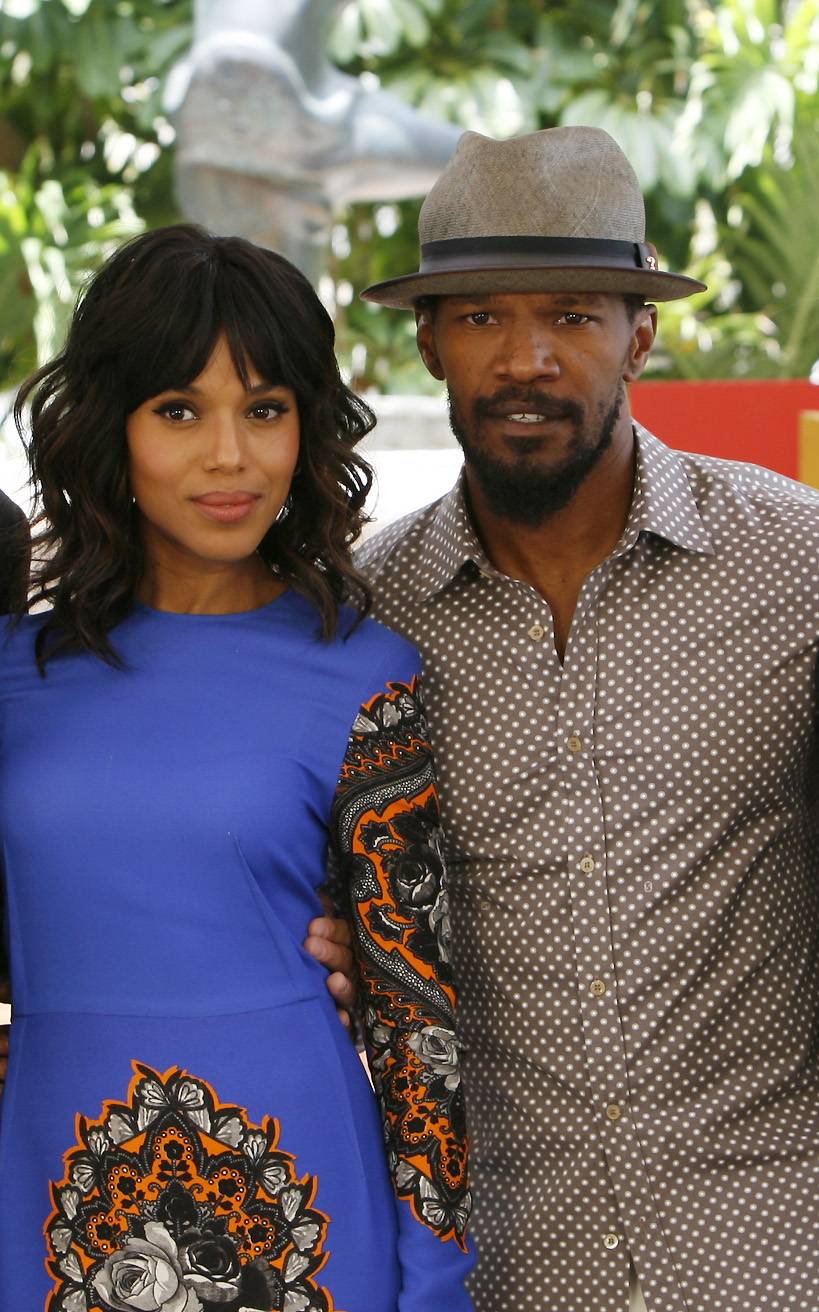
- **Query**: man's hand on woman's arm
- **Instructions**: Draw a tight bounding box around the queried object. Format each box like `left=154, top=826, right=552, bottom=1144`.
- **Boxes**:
left=304, top=896, right=357, bottom=1027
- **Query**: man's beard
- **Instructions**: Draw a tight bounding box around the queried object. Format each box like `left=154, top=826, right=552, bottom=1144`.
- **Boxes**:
left=447, top=384, right=624, bottom=527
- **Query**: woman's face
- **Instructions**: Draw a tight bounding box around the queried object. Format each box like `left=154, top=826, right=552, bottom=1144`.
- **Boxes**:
left=126, top=335, right=300, bottom=578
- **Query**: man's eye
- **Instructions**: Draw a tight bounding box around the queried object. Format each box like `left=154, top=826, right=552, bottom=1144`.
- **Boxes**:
left=560, top=313, right=590, bottom=326
left=465, top=312, right=495, bottom=326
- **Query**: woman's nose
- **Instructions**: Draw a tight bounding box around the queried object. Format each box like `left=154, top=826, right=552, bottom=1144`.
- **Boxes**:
left=203, top=416, right=245, bottom=471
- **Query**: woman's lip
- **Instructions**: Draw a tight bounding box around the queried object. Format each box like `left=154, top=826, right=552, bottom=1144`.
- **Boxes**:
left=191, top=493, right=260, bottom=524
left=193, top=492, right=259, bottom=506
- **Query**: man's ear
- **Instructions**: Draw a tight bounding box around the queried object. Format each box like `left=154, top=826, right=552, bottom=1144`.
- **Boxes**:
left=622, top=304, right=658, bottom=383
left=415, top=307, right=446, bottom=381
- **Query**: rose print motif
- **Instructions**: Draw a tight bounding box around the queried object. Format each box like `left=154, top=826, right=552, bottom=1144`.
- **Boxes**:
left=407, top=1027, right=463, bottom=1091
left=427, top=890, right=453, bottom=964
left=179, top=1232, right=242, bottom=1303
left=380, top=809, right=444, bottom=911
left=92, top=1224, right=200, bottom=1312
left=45, top=1065, right=338, bottom=1312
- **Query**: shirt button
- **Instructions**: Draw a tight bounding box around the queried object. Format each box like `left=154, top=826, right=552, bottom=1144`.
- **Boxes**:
left=605, top=1102, right=622, bottom=1122
left=567, top=734, right=582, bottom=754
left=603, top=1232, right=620, bottom=1251
left=579, top=854, right=596, bottom=873
left=589, top=978, right=607, bottom=998
left=528, top=623, right=546, bottom=640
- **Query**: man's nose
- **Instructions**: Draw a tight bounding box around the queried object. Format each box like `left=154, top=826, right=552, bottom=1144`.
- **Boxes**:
left=497, top=324, right=560, bottom=381
left=203, top=416, right=245, bottom=470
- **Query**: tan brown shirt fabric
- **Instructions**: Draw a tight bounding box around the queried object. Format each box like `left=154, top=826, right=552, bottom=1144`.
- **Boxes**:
left=357, top=427, right=819, bottom=1312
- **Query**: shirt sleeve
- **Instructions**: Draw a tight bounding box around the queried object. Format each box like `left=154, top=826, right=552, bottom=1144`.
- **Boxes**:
left=331, top=673, right=475, bottom=1311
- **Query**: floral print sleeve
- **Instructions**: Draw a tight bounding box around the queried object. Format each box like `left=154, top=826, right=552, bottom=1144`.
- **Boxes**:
left=331, top=677, right=472, bottom=1258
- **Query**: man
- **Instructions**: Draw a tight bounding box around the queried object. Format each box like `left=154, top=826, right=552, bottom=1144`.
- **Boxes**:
left=346, top=126, right=819, bottom=1312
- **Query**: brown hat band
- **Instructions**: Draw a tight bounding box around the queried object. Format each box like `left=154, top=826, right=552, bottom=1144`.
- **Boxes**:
left=420, top=235, right=660, bottom=274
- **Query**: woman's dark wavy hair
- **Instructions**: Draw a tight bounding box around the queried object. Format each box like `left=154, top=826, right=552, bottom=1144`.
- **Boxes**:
left=16, top=223, right=375, bottom=671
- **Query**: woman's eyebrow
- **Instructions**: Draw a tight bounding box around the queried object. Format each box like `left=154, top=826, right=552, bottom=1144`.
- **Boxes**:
left=246, top=380, right=286, bottom=394
left=153, top=379, right=285, bottom=396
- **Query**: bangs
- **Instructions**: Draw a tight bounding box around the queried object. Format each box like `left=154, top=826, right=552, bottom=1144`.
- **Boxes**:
left=105, top=239, right=320, bottom=414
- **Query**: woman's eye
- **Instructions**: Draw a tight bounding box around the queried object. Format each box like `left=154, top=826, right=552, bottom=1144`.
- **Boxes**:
left=248, top=402, right=286, bottom=421
left=155, top=401, right=195, bottom=422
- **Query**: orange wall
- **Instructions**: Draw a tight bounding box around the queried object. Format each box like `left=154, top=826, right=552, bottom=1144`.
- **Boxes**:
left=629, top=379, right=819, bottom=484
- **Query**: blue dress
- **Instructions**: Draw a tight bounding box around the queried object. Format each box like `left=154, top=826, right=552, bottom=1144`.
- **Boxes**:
left=0, top=594, right=474, bottom=1312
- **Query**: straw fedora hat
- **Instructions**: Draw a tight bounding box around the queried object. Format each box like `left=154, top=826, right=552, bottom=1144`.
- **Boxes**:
left=361, top=126, right=705, bottom=308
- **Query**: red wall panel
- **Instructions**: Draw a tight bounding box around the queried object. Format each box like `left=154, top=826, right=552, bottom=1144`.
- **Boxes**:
left=629, top=379, right=819, bottom=480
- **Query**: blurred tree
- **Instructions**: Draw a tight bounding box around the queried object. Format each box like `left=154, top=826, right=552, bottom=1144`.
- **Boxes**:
left=0, top=0, right=190, bottom=388
left=0, top=0, right=817, bottom=396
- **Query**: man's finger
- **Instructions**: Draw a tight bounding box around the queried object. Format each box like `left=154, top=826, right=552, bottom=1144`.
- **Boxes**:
left=325, top=970, right=356, bottom=1016
left=304, top=913, right=358, bottom=1023
left=304, top=932, right=354, bottom=976
left=306, top=913, right=352, bottom=947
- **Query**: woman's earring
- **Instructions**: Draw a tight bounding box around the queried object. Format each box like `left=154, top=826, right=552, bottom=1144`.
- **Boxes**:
left=275, top=494, right=293, bottom=523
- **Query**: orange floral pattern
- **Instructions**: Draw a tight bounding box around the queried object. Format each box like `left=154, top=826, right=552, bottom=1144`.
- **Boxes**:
left=332, top=679, right=471, bottom=1248
left=45, top=1064, right=338, bottom=1312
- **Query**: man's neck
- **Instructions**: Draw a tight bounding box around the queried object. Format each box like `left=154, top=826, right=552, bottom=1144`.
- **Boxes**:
left=465, top=421, right=637, bottom=659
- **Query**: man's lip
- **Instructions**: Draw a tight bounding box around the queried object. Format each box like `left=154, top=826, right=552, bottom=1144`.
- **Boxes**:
left=486, top=412, right=571, bottom=431
left=486, top=405, right=571, bottom=421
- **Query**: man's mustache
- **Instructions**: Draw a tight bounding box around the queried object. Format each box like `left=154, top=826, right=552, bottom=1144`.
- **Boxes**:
left=473, top=391, right=583, bottom=423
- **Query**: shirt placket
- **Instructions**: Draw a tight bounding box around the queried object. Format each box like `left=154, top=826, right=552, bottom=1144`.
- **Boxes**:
left=556, top=560, right=689, bottom=1312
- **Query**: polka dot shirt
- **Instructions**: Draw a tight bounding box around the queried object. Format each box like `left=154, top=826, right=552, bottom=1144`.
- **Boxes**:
left=357, top=426, right=819, bottom=1312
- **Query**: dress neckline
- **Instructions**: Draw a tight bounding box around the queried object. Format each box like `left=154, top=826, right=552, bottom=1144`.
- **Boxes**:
left=132, top=587, right=294, bottom=621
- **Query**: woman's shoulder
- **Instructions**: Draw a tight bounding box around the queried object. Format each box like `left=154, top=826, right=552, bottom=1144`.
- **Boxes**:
left=284, top=599, right=422, bottom=713
left=337, top=603, right=421, bottom=673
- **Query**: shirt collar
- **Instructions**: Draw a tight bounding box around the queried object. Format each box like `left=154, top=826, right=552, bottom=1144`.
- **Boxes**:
left=627, top=424, right=714, bottom=557
left=414, top=423, right=714, bottom=602
left=415, top=470, right=489, bottom=601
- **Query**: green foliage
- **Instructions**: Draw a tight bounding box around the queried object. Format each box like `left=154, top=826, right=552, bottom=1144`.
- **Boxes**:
left=0, top=0, right=817, bottom=398
left=728, top=118, right=819, bottom=376
left=0, top=146, right=140, bottom=381
left=649, top=244, right=784, bottom=380
left=0, top=0, right=191, bottom=391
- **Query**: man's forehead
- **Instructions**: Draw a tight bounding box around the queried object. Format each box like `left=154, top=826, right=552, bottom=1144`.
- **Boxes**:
left=437, top=290, right=614, bottom=308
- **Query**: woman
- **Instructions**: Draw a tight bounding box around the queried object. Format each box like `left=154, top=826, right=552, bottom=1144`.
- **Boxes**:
left=0, top=225, right=473, bottom=1311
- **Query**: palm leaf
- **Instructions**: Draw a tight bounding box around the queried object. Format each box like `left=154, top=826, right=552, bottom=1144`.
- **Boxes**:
left=732, top=125, right=819, bottom=376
